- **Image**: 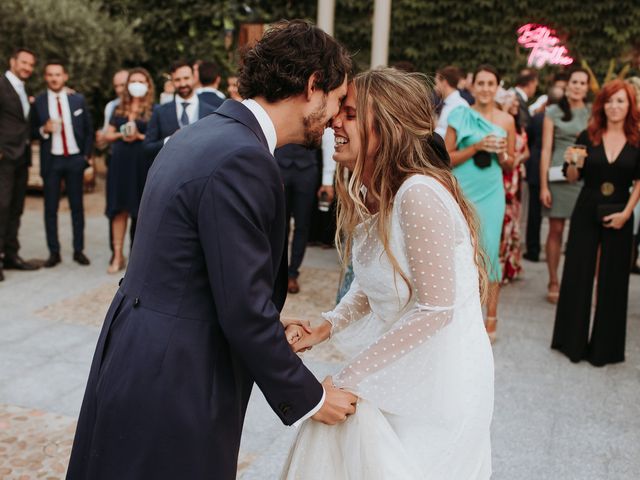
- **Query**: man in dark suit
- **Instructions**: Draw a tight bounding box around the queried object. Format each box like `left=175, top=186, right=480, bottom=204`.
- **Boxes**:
left=32, top=61, right=93, bottom=267
left=514, top=68, right=538, bottom=130
left=275, top=143, right=330, bottom=294
left=0, top=48, right=40, bottom=281
left=67, top=20, right=355, bottom=480
left=196, top=60, right=225, bottom=109
left=143, top=60, right=216, bottom=161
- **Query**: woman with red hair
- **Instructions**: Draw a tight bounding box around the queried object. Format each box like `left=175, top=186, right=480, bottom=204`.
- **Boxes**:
left=551, top=80, right=640, bottom=366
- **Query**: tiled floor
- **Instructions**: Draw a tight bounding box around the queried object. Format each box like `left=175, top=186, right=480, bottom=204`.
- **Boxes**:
left=1, top=180, right=639, bottom=479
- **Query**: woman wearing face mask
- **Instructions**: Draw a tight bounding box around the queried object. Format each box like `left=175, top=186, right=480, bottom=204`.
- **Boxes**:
left=103, top=67, right=155, bottom=274
left=283, top=68, right=494, bottom=480
left=539, top=68, right=591, bottom=303
left=552, top=80, right=640, bottom=366
left=444, top=64, right=516, bottom=343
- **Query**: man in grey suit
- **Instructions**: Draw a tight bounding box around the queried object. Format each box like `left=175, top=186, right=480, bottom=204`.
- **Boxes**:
left=0, top=48, right=39, bottom=281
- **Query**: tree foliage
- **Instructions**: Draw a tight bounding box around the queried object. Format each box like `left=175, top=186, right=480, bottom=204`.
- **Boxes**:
left=0, top=0, right=144, bottom=118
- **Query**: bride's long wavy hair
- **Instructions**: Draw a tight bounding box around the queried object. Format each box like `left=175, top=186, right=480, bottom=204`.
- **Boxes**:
left=335, top=68, right=488, bottom=302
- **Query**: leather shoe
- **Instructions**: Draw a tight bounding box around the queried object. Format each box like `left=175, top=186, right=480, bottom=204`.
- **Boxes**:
left=522, top=252, right=539, bottom=262
left=3, top=255, right=39, bottom=270
left=73, top=251, right=90, bottom=266
left=44, top=252, right=62, bottom=268
left=0, top=268, right=4, bottom=281
left=288, top=277, right=300, bottom=294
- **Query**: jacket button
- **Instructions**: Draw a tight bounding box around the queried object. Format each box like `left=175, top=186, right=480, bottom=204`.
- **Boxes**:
left=118, top=277, right=124, bottom=286
left=278, top=402, right=291, bottom=415
left=133, top=298, right=140, bottom=308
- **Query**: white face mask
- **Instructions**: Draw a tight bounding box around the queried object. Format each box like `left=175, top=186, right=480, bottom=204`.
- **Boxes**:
left=128, top=82, right=148, bottom=98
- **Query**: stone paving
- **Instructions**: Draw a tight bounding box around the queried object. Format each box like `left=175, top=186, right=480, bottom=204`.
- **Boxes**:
left=1, top=180, right=639, bottom=479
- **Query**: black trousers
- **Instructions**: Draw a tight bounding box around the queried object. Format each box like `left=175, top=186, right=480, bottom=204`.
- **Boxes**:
left=552, top=194, right=632, bottom=366
left=281, top=165, right=317, bottom=279
left=525, top=183, right=542, bottom=258
left=43, top=154, right=86, bottom=254
left=0, top=153, right=28, bottom=259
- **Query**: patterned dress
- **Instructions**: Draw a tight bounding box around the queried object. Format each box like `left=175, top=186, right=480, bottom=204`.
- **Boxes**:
left=500, top=129, right=527, bottom=283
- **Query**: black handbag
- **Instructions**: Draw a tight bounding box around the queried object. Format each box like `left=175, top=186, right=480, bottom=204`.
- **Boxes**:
left=596, top=204, right=626, bottom=224
left=473, top=150, right=492, bottom=168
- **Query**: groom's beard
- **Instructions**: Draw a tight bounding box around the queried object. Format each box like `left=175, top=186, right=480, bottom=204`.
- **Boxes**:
left=302, top=100, right=328, bottom=149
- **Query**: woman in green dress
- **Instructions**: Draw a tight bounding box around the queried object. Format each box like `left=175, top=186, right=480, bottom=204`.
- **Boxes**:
left=539, top=68, right=591, bottom=303
left=445, top=64, right=516, bottom=342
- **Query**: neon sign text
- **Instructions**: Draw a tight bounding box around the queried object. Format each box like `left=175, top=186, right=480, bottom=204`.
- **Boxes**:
left=517, top=24, right=574, bottom=68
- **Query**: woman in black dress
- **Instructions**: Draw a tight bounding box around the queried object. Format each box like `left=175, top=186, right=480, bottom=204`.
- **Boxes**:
left=552, top=80, right=640, bottom=366
left=103, top=67, right=155, bottom=274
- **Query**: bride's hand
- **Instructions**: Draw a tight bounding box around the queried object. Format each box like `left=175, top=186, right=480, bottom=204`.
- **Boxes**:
left=291, top=320, right=332, bottom=353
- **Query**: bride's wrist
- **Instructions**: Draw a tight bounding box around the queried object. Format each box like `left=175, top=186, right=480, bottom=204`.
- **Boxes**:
left=319, top=320, right=332, bottom=341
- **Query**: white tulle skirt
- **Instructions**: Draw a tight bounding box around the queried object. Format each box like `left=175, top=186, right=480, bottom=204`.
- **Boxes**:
left=281, top=301, right=493, bottom=480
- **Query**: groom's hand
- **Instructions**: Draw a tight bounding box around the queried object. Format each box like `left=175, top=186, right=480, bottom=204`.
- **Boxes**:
left=312, top=376, right=357, bottom=425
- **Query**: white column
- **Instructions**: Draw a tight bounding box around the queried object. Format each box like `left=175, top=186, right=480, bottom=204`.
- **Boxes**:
left=317, top=0, right=336, bottom=35
left=371, top=0, right=392, bottom=68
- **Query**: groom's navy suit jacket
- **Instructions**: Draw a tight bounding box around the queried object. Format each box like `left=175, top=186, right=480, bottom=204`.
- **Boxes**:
left=66, top=100, right=323, bottom=480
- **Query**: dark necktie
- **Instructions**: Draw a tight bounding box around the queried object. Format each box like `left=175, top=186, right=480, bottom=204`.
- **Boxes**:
left=56, top=95, right=69, bottom=156
left=180, top=102, right=190, bottom=128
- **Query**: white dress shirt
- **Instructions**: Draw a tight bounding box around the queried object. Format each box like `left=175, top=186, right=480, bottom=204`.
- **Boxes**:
left=241, top=98, right=326, bottom=426
left=102, top=97, right=121, bottom=131
left=5, top=70, right=30, bottom=118
left=435, top=90, right=469, bottom=138
left=175, top=93, right=199, bottom=127
left=321, top=128, right=337, bottom=186
left=197, top=86, right=226, bottom=99
left=46, top=89, right=80, bottom=155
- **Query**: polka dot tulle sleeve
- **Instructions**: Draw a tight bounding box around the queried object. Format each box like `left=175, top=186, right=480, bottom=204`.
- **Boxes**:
left=321, top=278, right=371, bottom=335
left=333, top=182, right=456, bottom=396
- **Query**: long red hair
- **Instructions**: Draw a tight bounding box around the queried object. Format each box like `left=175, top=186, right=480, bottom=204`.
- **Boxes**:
left=587, top=79, right=640, bottom=147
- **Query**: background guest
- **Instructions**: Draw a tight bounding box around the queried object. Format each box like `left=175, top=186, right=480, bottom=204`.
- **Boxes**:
left=445, top=64, right=515, bottom=342
left=434, top=65, right=469, bottom=138
left=32, top=60, right=93, bottom=268
left=226, top=75, right=242, bottom=101
left=159, top=78, right=175, bottom=105
left=196, top=60, right=225, bottom=109
left=143, top=60, right=216, bottom=161
left=103, top=67, right=154, bottom=274
left=498, top=90, right=529, bottom=283
left=552, top=80, right=640, bottom=366
left=539, top=67, right=591, bottom=303
left=513, top=68, right=538, bottom=129
left=0, top=48, right=39, bottom=281
left=457, top=69, right=475, bottom=105
left=524, top=73, right=568, bottom=262
left=96, top=69, right=128, bottom=147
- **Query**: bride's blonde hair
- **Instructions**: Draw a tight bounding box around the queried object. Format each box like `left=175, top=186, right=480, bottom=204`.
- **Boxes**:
left=335, top=68, right=488, bottom=301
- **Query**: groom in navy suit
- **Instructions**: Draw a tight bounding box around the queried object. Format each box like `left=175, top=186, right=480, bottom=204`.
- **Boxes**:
left=32, top=60, right=93, bottom=267
left=143, top=60, right=216, bottom=161
left=67, top=20, right=355, bottom=480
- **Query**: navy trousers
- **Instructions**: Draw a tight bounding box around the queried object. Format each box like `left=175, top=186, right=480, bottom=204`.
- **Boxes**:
left=43, top=154, right=86, bottom=254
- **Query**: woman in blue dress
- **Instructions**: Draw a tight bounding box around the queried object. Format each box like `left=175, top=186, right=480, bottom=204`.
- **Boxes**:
left=103, top=67, right=155, bottom=274
left=445, top=64, right=516, bottom=342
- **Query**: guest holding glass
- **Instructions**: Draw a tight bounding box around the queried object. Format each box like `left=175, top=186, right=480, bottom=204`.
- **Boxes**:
left=445, top=64, right=516, bottom=342
left=539, top=68, right=591, bottom=303
left=552, top=80, right=640, bottom=366
left=102, top=68, right=155, bottom=274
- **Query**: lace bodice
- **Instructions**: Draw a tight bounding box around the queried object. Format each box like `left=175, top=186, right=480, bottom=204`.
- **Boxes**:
left=323, top=175, right=481, bottom=405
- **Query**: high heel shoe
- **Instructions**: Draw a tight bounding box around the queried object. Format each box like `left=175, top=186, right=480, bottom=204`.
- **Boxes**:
left=485, top=316, right=497, bottom=344
left=107, top=257, right=126, bottom=274
left=546, top=283, right=559, bottom=304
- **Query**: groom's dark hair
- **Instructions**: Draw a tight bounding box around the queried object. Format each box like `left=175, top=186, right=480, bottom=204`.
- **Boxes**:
left=238, top=19, right=352, bottom=102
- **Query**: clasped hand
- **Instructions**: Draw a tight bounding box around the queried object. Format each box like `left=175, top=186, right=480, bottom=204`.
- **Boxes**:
left=281, top=318, right=332, bottom=353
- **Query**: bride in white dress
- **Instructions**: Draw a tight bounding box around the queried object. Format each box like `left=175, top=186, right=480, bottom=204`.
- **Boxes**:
left=281, top=68, right=494, bottom=479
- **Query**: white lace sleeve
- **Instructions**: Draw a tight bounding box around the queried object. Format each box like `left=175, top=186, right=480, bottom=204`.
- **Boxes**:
left=333, top=181, right=457, bottom=404
left=321, top=278, right=371, bottom=335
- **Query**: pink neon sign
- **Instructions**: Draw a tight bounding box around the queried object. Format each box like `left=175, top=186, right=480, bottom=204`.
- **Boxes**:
left=517, top=24, right=574, bottom=68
